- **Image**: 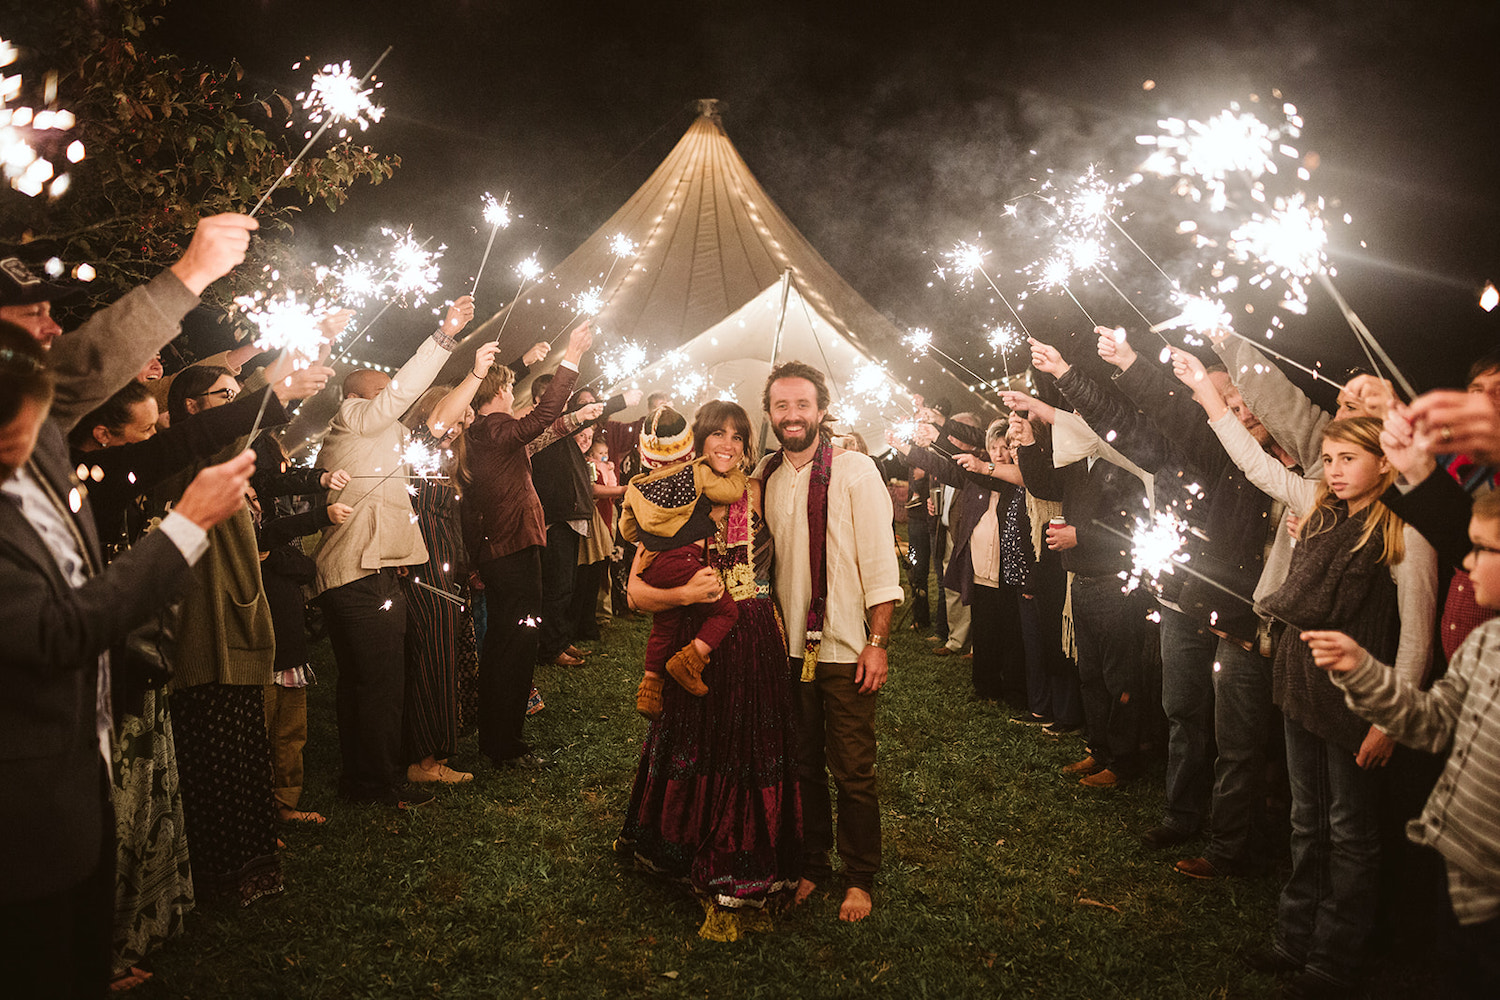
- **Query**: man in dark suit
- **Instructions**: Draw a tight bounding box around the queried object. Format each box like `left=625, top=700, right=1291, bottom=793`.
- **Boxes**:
left=0, top=214, right=259, bottom=997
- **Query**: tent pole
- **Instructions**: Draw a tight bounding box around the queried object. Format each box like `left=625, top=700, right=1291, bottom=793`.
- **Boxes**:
left=759, top=270, right=794, bottom=455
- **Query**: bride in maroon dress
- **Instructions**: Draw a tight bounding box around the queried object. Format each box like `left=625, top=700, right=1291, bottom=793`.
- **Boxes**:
left=616, top=400, right=802, bottom=941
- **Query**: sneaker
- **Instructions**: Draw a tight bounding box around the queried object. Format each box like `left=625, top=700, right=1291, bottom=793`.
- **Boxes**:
left=1140, top=825, right=1194, bottom=850
left=1041, top=722, right=1082, bottom=737
left=1173, top=856, right=1221, bottom=879
left=1079, top=768, right=1119, bottom=788
left=407, top=762, right=473, bottom=784
left=1061, top=755, right=1100, bottom=775
left=1009, top=713, right=1051, bottom=727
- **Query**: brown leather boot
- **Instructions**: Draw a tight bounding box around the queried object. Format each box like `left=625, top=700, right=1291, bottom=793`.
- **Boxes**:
left=665, top=644, right=710, bottom=696
left=636, top=673, right=665, bottom=720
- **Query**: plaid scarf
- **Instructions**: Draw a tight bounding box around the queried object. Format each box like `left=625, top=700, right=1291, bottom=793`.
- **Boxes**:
left=762, top=438, right=832, bottom=681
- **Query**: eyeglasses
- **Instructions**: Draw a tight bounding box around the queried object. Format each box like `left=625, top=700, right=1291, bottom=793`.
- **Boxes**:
left=1469, top=542, right=1500, bottom=560
left=195, top=387, right=238, bottom=402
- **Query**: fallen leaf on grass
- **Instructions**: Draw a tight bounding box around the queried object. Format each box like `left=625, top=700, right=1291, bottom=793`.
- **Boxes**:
left=661, top=970, right=679, bottom=979
left=1077, top=897, right=1121, bottom=913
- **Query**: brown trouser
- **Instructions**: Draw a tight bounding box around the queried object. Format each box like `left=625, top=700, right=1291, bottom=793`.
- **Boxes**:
left=264, top=683, right=308, bottom=811
left=795, top=659, right=881, bottom=892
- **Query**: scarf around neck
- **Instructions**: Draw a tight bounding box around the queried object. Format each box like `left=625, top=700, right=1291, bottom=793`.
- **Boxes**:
left=762, top=438, right=833, bottom=681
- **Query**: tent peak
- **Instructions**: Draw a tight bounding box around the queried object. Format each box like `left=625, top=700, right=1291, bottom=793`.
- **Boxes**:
left=695, top=98, right=723, bottom=122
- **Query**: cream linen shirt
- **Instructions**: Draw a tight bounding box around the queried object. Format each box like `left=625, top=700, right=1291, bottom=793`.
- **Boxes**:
left=758, top=449, right=904, bottom=663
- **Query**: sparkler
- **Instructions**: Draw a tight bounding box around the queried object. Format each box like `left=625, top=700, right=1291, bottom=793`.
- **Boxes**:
left=571, top=285, right=605, bottom=317
left=901, top=327, right=991, bottom=387
left=324, top=230, right=442, bottom=367
left=471, top=190, right=511, bottom=295
left=0, top=38, right=85, bottom=198
left=597, top=339, right=648, bottom=388
left=408, top=577, right=466, bottom=607
left=1136, top=101, right=1302, bottom=213
left=250, top=47, right=391, bottom=217
left=1126, top=509, right=1190, bottom=593
left=491, top=252, right=544, bottom=345
left=1092, top=518, right=1313, bottom=631
left=935, top=239, right=1033, bottom=342
left=1030, top=254, right=1099, bottom=327
left=233, top=287, right=335, bottom=442
left=1483, top=282, right=1499, bottom=313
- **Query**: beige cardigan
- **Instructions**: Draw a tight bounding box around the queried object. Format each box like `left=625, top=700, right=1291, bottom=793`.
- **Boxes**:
left=313, top=335, right=453, bottom=595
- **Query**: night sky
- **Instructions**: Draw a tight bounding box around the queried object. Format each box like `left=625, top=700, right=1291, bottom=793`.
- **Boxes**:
left=142, top=0, right=1498, bottom=401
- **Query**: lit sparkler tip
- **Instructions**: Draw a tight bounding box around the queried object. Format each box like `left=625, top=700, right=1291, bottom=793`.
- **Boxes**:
left=938, top=241, right=989, bottom=287
left=482, top=191, right=511, bottom=229
left=986, top=322, right=1019, bottom=354
left=608, top=233, right=638, bottom=258
left=1130, top=509, right=1190, bottom=587
left=572, top=285, right=605, bottom=316
left=902, top=327, right=934, bottom=357
left=233, top=288, right=329, bottom=358
left=597, top=340, right=648, bottom=387
left=1481, top=281, right=1498, bottom=313
left=516, top=255, right=543, bottom=282
left=297, top=59, right=385, bottom=131
left=380, top=227, right=443, bottom=306
left=849, top=362, right=889, bottom=398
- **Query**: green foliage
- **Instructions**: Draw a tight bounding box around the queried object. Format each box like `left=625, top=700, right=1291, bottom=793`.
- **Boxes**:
left=0, top=0, right=397, bottom=310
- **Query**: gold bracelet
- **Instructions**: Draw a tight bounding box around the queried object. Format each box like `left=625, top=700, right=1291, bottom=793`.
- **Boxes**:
left=867, top=634, right=889, bottom=649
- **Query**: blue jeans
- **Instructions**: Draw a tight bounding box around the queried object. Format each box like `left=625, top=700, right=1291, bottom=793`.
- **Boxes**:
left=1203, top=636, right=1277, bottom=870
left=1158, top=607, right=1219, bottom=834
left=1276, top=715, right=1381, bottom=987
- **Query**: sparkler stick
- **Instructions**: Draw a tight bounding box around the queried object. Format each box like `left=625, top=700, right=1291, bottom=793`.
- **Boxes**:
left=1182, top=327, right=1347, bottom=393
left=408, top=577, right=466, bottom=607
left=1315, top=273, right=1417, bottom=400
left=470, top=191, right=511, bottom=296
left=492, top=251, right=542, bottom=345
left=902, top=328, right=993, bottom=387
left=1087, top=266, right=1172, bottom=347
left=326, top=232, right=441, bottom=366
left=249, top=47, right=391, bottom=217
left=548, top=234, right=640, bottom=346
left=1090, top=519, right=1314, bottom=632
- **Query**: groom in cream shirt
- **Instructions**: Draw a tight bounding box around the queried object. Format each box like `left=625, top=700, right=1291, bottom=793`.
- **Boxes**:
left=756, top=360, right=902, bottom=922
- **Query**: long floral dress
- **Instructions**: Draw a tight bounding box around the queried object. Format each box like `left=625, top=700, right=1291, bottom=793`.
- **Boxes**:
left=617, top=491, right=802, bottom=940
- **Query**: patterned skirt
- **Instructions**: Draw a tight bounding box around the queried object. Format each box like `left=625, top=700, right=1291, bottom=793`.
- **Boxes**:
left=170, top=684, right=283, bottom=907
left=111, top=688, right=193, bottom=974
left=618, top=596, right=802, bottom=914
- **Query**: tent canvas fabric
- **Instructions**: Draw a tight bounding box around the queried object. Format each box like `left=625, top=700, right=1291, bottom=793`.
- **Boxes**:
left=284, top=100, right=989, bottom=456
left=602, top=275, right=916, bottom=453
left=443, top=99, right=986, bottom=412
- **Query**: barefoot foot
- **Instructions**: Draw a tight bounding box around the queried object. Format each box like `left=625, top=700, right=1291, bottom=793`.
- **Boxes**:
left=794, top=878, right=818, bottom=905
left=838, top=887, right=873, bottom=922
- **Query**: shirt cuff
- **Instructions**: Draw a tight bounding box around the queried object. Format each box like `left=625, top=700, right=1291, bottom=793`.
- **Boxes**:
left=431, top=328, right=459, bottom=352
left=863, top=586, right=906, bottom=610
left=559, top=359, right=579, bottom=372
left=159, top=511, right=210, bottom=565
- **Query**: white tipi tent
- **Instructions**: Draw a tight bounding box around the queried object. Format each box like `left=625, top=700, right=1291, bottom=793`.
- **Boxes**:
left=283, top=100, right=989, bottom=456
left=443, top=99, right=987, bottom=418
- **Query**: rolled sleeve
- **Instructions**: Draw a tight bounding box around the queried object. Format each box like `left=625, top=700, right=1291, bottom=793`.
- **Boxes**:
left=157, top=511, right=210, bottom=565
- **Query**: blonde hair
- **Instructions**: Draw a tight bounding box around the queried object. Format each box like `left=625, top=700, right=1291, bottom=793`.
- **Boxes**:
left=1299, top=416, right=1406, bottom=566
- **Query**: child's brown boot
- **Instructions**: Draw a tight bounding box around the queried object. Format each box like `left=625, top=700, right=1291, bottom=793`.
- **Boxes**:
left=665, top=644, right=709, bottom=696
left=636, top=673, right=665, bottom=720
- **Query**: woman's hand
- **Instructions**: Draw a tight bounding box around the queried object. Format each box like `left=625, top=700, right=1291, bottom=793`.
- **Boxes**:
left=320, top=468, right=350, bottom=491
left=1096, top=326, right=1137, bottom=370
left=326, top=502, right=354, bottom=525
left=1028, top=338, right=1070, bottom=378
left=954, top=453, right=989, bottom=474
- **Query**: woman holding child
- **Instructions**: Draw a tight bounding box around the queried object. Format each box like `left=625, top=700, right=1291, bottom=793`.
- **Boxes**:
left=616, top=400, right=802, bottom=941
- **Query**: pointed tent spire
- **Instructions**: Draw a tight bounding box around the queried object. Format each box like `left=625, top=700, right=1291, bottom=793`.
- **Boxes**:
left=440, top=104, right=990, bottom=410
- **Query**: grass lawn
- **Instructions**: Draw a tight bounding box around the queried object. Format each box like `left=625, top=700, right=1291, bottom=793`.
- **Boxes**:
left=134, top=592, right=1430, bottom=999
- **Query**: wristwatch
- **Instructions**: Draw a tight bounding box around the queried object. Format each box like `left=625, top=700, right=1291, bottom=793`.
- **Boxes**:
left=867, top=634, right=889, bottom=649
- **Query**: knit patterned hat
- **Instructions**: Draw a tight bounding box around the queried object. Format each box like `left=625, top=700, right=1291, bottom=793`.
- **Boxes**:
left=638, top=406, right=692, bottom=468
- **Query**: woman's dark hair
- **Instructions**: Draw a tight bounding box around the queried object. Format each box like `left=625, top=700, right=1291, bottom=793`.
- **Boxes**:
left=0, top=320, right=53, bottom=426
left=70, top=380, right=153, bottom=449
left=568, top=387, right=597, bottom=408
left=166, top=364, right=235, bottom=425
left=691, top=399, right=756, bottom=468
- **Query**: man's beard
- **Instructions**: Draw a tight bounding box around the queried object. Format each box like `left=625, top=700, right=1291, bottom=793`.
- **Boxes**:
left=771, top=417, right=819, bottom=452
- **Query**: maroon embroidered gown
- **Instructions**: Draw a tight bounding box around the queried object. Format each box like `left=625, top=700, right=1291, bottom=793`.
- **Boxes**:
left=618, top=494, right=802, bottom=920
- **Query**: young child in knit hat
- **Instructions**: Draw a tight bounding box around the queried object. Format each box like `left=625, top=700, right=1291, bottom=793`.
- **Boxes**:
left=621, top=407, right=747, bottom=719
